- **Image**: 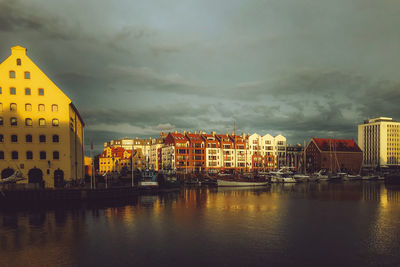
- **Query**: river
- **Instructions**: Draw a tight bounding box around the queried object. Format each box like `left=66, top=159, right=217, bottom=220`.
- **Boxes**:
left=1, top=182, right=400, bottom=266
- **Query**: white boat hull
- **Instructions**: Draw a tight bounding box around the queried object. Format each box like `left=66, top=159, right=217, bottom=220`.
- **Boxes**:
left=271, top=177, right=297, bottom=183
left=217, top=179, right=268, bottom=187
left=139, top=181, right=159, bottom=188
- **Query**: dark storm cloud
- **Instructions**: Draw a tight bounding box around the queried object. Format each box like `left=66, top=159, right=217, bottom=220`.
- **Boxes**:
left=0, top=0, right=78, bottom=40
left=3, top=0, right=400, bottom=147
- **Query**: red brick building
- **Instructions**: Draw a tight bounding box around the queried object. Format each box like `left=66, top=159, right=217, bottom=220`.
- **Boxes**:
left=186, top=133, right=206, bottom=173
left=164, top=132, right=189, bottom=173
left=305, top=138, right=363, bottom=174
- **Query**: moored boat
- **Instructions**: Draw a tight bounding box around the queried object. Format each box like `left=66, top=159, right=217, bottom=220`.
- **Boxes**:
left=216, top=179, right=269, bottom=187
left=139, top=169, right=158, bottom=189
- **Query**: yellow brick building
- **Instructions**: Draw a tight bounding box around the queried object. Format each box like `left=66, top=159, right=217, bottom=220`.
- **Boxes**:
left=0, top=46, right=85, bottom=188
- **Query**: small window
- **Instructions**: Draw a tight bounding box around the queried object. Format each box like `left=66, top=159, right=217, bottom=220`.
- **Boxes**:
left=24, top=72, right=30, bottom=79
left=10, top=87, right=16, bottom=95
left=52, top=104, right=58, bottom=112
left=10, top=117, right=17, bottom=126
left=26, top=151, right=33, bottom=160
left=38, top=104, right=45, bottom=111
left=0, top=134, right=3, bottom=142
left=9, top=71, right=15, bottom=78
left=25, top=104, right=32, bottom=111
left=25, top=118, right=33, bottom=126
left=10, top=103, right=17, bottom=111
left=40, top=151, right=46, bottom=160
left=0, top=151, right=4, bottom=160
left=11, top=135, right=17, bottom=142
left=0, top=87, right=2, bottom=94
left=25, top=88, right=31, bottom=95
left=26, top=134, right=32, bottom=143
left=12, top=151, right=18, bottom=160
left=38, top=88, right=44, bottom=96
left=39, top=118, right=46, bottom=126
left=52, top=134, right=59, bottom=143
left=0, top=117, right=3, bottom=126
left=53, top=151, right=59, bottom=160
left=52, top=119, right=59, bottom=126
left=16, top=59, right=21, bottom=65
left=39, top=135, right=46, bottom=143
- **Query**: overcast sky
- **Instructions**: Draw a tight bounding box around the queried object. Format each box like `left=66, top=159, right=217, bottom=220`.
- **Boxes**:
left=1, top=0, right=400, bottom=152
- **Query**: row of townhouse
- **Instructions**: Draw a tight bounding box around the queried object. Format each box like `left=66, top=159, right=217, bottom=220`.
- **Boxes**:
left=99, top=131, right=287, bottom=174
left=159, top=131, right=287, bottom=173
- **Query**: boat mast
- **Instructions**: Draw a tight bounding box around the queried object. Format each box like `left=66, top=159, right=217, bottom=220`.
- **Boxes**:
left=303, top=140, right=306, bottom=175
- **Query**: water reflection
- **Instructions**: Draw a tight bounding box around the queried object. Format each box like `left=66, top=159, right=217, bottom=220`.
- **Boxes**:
left=0, top=183, right=400, bottom=266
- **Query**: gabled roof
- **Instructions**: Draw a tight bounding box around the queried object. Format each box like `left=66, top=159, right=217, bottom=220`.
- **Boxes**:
left=312, top=138, right=362, bottom=152
left=169, top=132, right=188, bottom=142
left=186, top=133, right=203, bottom=142
left=216, top=134, right=232, bottom=143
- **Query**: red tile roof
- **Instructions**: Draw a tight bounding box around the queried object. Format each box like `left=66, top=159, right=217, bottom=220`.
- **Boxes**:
left=186, top=133, right=203, bottom=142
left=312, top=138, right=362, bottom=152
left=170, top=133, right=188, bottom=141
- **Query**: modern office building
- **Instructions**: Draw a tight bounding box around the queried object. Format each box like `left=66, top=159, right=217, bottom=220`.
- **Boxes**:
left=0, top=46, right=85, bottom=187
left=358, top=117, right=400, bottom=168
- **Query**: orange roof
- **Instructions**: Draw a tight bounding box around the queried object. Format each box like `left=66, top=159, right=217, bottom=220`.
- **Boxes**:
left=170, top=132, right=188, bottom=141
left=186, top=133, right=203, bottom=142
left=312, top=138, right=362, bottom=152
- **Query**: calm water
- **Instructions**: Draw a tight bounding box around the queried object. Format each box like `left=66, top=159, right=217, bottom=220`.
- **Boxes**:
left=1, top=182, right=400, bottom=266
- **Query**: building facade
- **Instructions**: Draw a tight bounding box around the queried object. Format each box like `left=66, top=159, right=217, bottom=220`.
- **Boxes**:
left=358, top=117, right=400, bottom=168
left=305, top=138, right=363, bottom=174
left=0, top=46, right=85, bottom=187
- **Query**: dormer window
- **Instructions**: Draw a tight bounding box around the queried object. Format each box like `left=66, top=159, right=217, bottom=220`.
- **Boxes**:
left=9, top=71, right=15, bottom=78
left=16, top=59, right=21, bottom=65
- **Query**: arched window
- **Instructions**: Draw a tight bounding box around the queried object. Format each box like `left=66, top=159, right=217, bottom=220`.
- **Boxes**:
left=11, top=151, right=18, bottom=160
left=39, top=118, right=46, bottom=126
left=24, top=71, right=30, bottom=79
left=52, top=104, right=58, bottom=112
left=10, top=117, right=17, bottom=126
left=26, top=134, right=32, bottom=143
left=52, top=135, right=59, bottom=143
left=9, top=71, right=15, bottom=78
left=38, top=104, right=45, bottom=111
left=0, top=151, right=4, bottom=159
left=10, top=103, right=17, bottom=111
left=26, top=151, right=33, bottom=160
left=16, top=59, right=21, bottom=65
left=25, top=118, right=32, bottom=126
left=52, top=119, right=59, bottom=126
left=25, top=104, right=32, bottom=111
left=11, top=135, right=17, bottom=142
left=53, top=151, right=59, bottom=160
left=40, top=151, right=46, bottom=160
left=39, top=135, right=46, bottom=143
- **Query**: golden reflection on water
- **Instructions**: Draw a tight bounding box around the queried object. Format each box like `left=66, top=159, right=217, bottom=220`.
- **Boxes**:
left=1, top=183, right=400, bottom=266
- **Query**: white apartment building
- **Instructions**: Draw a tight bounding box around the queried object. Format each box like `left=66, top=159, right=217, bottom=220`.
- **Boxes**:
left=246, top=133, right=287, bottom=169
left=358, top=117, right=400, bottom=167
left=150, top=138, right=163, bottom=171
